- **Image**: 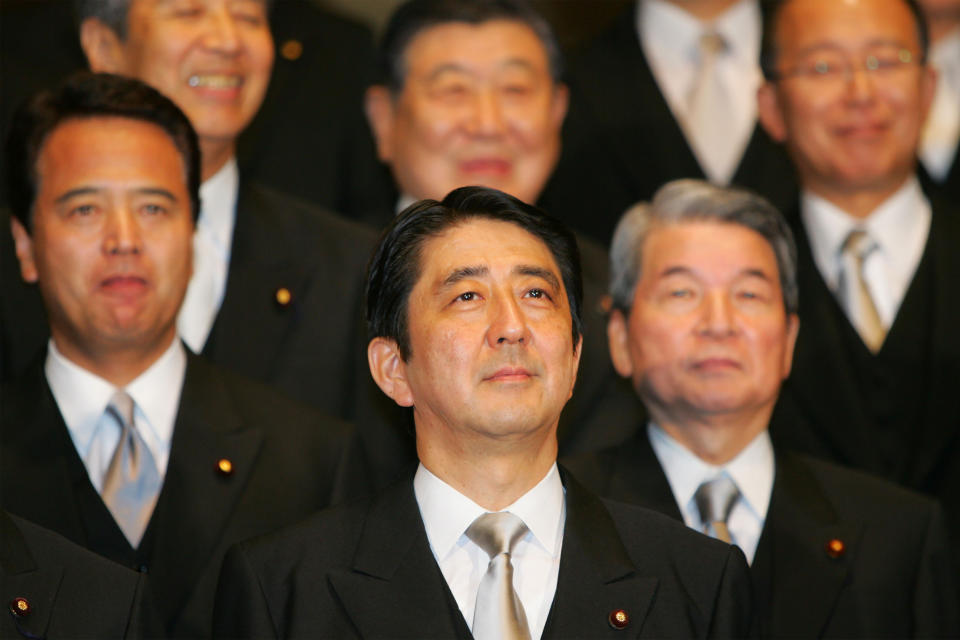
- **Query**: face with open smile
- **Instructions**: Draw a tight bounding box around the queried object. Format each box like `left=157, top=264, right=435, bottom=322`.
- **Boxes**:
left=366, top=19, right=567, bottom=204
left=103, top=0, right=273, bottom=151
left=608, top=222, right=797, bottom=425
left=392, top=218, right=580, bottom=447
left=12, top=117, right=194, bottom=364
left=758, top=0, right=935, bottom=198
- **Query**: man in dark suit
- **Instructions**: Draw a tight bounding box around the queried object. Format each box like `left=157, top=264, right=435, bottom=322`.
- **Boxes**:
left=357, top=0, right=643, bottom=488
left=564, top=179, right=959, bottom=637
left=755, top=0, right=960, bottom=550
left=213, top=186, right=752, bottom=639
left=2, top=510, right=148, bottom=639
left=1, top=73, right=366, bottom=638
left=1, top=0, right=378, bottom=424
left=539, top=0, right=798, bottom=246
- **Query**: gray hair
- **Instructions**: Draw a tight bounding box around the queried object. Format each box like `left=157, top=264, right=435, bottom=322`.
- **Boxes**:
left=74, top=0, right=129, bottom=37
left=609, top=179, right=798, bottom=315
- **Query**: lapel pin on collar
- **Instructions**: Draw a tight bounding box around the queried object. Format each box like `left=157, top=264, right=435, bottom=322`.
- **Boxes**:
left=281, top=39, right=303, bottom=61
left=825, top=538, right=846, bottom=559
left=216, top=458, right=234, bottom=477
left=9, top=597, right=30, bottom=617
left=275, top=287, right=292, bottom=307
left=608, top=609, right=629, bottom=629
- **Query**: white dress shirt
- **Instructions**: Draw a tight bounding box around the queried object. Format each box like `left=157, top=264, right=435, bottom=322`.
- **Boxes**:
left=638, top=0, right=762, bottom=184
left=648, top=423, right=773, bottom=564
left=45, top=337, right=185, bottom=492
left=414, top=463, right=565, bottom=640
left=920, top=28, right=960, bottom=181
left=177, top=157, right=238, bottom=353
left=801, top=177, right=931, bottom=330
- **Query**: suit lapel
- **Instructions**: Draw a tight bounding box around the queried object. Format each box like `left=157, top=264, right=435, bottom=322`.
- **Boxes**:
left=756, top=453, right=860, bottom=639
left=203, top=183, right=309, bottom=375
left=146, top=353, right=264, bottom=623
left=1, top=512, right=59, bottom=639
left=908, top=204, right=960, bottom=488
left=327, top=480, right=472, bottom=639
left=604, top=432, right=684, bottom=521
left=543, top=471, right=658, bottom=639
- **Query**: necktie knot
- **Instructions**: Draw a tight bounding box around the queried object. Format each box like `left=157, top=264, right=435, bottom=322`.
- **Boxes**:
left=841, top=229, right=878, bottom=263
left=699, top=30, right=728, bottom=58
left=694, top=475, right=740, bottom=543
left=466, top=511, right=528, bottom=559
left=106, top=390, right=136, bottom=431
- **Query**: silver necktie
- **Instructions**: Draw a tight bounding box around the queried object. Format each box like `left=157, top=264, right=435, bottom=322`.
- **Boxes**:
left=838, top=229, right=886, bottom=353
left=101, top=390, right=161, bottom=547
left=685, top=30, right=737, bottom=184
left=693, top=475, right=740, bottom=543
left=466, top=511, right=532, bottom=640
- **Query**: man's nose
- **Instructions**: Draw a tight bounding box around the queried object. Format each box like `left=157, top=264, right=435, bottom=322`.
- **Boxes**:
left=697, top=291, right=736, bottom=337
left=201, top=8, right=242, bottom=54
left=466, top=88, right=507, bottom=138
left=488, top=294, right=529, bottom=346
left=103, top=208, right=142, bottom=256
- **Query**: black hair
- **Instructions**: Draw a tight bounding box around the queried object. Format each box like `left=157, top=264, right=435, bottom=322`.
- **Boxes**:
left=377, top=0, right=563, bottom=92
left=6, top=71, right=201, bottom=232
left=365, top=185, right=583, bottom=359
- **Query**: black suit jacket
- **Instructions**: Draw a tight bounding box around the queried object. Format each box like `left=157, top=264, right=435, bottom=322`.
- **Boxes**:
left=1, top=511, right=147, bottom=639
left=1, top=182, right=378, bottom=421
left=539, top=4, right=797, bottom=246
left=0, top=351, right=369, bottom=638
left=770, top=198, right=960, bottom=543
left=213, top=469, right=752, bottom=639
left=563, top=433, right=960, bottom=638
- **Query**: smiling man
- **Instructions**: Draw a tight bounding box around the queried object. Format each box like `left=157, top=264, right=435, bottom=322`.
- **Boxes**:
left=1, top=0, right=378, bottom=421
left=214, top=186, right=752, bottom=639
left=753, top=0, right=960, bottom=555
left=564, top=179, right=959, bottom=638
left=0, top=73, right=366, bottom=638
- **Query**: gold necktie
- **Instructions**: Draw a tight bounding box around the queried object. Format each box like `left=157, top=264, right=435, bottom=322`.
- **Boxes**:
left=839, top=229, right=886, bottom=353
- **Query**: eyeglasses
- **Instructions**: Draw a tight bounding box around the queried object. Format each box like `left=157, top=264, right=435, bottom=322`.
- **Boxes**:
left=771, top=48, right=921, bottom=84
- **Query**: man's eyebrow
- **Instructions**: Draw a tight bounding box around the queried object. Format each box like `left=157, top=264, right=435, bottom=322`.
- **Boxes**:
left=514, top=265, right=560, bottom=291
left=54, top=186, right=179, bottom=205
left=426, top=63, right=473, bottom=82
left=136, top=188, right=178, bottom=202
left=739, top=268, right=774, bottom=282
left=441, top=265, right=489, bottom=288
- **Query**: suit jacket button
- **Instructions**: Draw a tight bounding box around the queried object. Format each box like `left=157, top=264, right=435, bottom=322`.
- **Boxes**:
left=281, top=39, right=303, bottom=61
left=9, top=597, right=30, bottom=617
left=216, top=458, right=234, bottom=476
left=608, top=609, right=629, bottom=629
left=825, top=538, right=845, bottom=558
left=275, top=287, right=292, bottom=307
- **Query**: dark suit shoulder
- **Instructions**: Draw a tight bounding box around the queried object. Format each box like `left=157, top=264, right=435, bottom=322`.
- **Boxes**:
left=2, top=512, right=145, bottom=639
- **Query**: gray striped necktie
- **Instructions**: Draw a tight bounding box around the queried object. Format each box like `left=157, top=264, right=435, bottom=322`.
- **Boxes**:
left=694, top=475, right=740, bottom=543
left=466, top=511, right=532, bottom=640
left=101, top=390, right=161, bottom=547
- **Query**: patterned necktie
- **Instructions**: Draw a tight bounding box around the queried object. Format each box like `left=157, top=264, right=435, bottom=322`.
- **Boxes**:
left=838, top=229, right=886, bottom=353
left=466, top=511, right=532, bottom=640
left=685, top=30, right=737, bottom=184
left=101, top=390, right=161, bottom=547
left=693, top=475, right=740, bottom=543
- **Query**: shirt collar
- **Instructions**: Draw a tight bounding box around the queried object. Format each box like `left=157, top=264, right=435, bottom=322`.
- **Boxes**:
left=45, top=337, right=186, bottom=460
left=414, top=462, right=565, bottom=562
left=396, top=193, right=418, bottom=215
left=197, top=156, right=239, bottom=257
left=801, top=176, right=930, bottom=283
left=648, top=423, right=774, bottom=524
left=639, top=0, right=761, bottom=65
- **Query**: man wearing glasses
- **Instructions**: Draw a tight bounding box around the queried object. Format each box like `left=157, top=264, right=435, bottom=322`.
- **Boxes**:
left=757, top=0, right=960, bottom=564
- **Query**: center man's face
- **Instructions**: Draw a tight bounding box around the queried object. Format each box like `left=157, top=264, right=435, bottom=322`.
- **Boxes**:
left=757, top=0, right=935, bottom=196
left=11, top=117, right=194, bottom=360
left=608, top=222, right=797, bottom=423
left=396, top=219, right=580, bottom=445
left=367, top=20, right=568, bottom=204
left=106, top=0, right=274, bottom=148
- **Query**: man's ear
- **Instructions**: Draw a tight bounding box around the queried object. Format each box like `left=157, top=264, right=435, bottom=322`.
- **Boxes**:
left=607, top=309, right=635, bottom=379
left=364, top=85, right=396, bottom=164
left=757, top=81, right=788, bottom=143
left=551, top=82, right=569, bottom=129
left=782, top=313, right=800, bottom=379
left=79, top=17, right=128, bottom=73
left=368, top=336, right=414, bottom=407
left=10, top=217, right=38, bottom=283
